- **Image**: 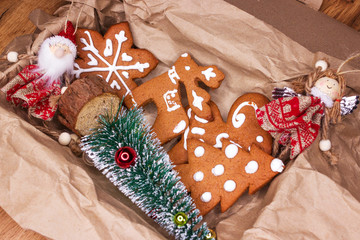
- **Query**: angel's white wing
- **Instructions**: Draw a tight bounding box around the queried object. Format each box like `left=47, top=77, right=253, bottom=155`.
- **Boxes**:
left=272, top=87, right=299, bottom=99
left=340, top=95, right=359, bottom=116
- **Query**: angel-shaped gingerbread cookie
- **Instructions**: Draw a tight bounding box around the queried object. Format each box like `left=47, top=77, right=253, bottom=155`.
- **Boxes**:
left=256, top=58, right=359, bottom=165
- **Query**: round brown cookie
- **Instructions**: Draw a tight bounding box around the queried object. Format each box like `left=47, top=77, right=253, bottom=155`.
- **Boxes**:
left=74, top=22, right=158, bottom=107
left=169, top=93, right=273, bottom=165
left=132, top=53, right=225, bottom=144
left=175, top=139, right=285, bottom=216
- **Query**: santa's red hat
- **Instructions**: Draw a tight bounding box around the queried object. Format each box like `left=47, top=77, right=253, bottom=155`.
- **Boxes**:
left=58, top=21, right=76, bottom=45
left=43, top=21, right=77, bottom=58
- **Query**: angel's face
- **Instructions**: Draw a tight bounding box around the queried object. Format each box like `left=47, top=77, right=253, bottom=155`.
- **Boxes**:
left=314, top=77, right=341, bottom=100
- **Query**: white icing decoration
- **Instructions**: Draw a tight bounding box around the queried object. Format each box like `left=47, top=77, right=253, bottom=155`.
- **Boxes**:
left=97, top=74, right=103, bottom=78
left=122, top=71, right=129, bottom=79
left=74, top=30, right=150, bottom=95
left=191, top=127, right=205, bottom=135
left=194, top=115, right=208, bottom=123
left=163, top=89, right=181, bottom=112
left=256, top=136, right=264, bottom=143
left=110, top=80, right=121, bottom=90
left=173, top=120, right=186, bottom=133
left=199, top=139, right=205, bottom=142
left=200, top=192, right=212, bottom=202
left=188, top=108, right=208, bottom=123
left=245, top=160, right=258, bottom=174
left=212, top=164, right=224, bottom=176
left=235, top=113, right=245, bottom=128
left=248, top=146, right=251, bottom=151
left=224, top=180, right=236, bottom=192
left=168, top=66, right=180, bottom=84
left=185, top=66, right=190, bottom=71
left=229, top=140, right=242, bottom=148
left=181, top=53, right=188, bottom=57
left=271, top=158, right=285, bottom=173
left=187, top=108, right=192, bottom=118
left=103, top=39, right=113, bottom=57
left=192, top=90, right=204, bottom=110
left=201, top=67, right=216, bottom=81
left=194, top=146, right=205, bottom=157
left=121, top=52, right=133, bottom=61
left=213, top=133, right=229, bottom=148
left=183, top=127, right=190, bottom=150
left=225, top=144, right=238, bottom=159
left=193, top=171, right=204, bottom=182
left=232, top=101, right=258, bottom=128
left=87, top=53, right=98, bottom=66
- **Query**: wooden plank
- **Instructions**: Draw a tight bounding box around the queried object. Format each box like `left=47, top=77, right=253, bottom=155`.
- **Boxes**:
left=0, top=208, right=47, bottom=240
left=0, top=0, right=65, bottom=52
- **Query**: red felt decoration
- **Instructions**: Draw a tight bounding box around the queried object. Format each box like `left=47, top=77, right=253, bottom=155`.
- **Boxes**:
left=58, top=21, right=76, bottom=45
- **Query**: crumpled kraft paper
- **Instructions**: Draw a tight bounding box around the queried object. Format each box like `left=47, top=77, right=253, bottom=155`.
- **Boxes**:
left=1, top=0, right=360, bottom=239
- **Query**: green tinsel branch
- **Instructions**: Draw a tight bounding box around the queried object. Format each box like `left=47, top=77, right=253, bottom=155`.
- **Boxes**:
left=81, top=106, right=212, bottom=240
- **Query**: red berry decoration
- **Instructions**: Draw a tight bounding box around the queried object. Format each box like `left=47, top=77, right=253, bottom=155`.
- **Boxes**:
left=115, top=146, right=137, bottom=168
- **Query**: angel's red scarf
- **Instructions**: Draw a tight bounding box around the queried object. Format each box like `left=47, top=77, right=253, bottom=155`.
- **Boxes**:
left=256, top=96, right=324, bottom=159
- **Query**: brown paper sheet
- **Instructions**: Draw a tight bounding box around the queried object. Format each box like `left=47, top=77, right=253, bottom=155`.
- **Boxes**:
left=1, top=0, right=360, bottom=239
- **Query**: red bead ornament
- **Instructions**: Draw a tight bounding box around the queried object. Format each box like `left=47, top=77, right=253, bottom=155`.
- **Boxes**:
left=115, top=146, right=137, bottom=168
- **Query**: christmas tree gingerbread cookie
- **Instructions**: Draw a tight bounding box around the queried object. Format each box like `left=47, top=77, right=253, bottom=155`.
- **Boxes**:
left=175, top=139, right=285, bottom=215
left=74, top=22, right=158, bottom=107
left=132, top=53, right=225, bottom=144
left=169, top=93, right=273, bottom=164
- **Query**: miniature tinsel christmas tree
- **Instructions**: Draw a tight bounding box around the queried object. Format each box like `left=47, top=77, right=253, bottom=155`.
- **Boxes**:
left=81, top=105, right=214, bottom=240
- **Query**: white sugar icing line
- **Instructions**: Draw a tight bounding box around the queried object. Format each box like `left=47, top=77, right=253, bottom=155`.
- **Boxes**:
left=104, top=39, right=113, bottom=57
left=75, top=63, right=150, bottom=75
left=168, top=66, right=180, bottom=85
left=173, top=120, right=187, bottom=133
left=183, top=127, right=190, bottom=150
left=107, top=31, right=127, bottom=84
left=201, top=67, right=216, bottom=81
left=191, top=127, right=205, bottom=135
left=187, top=108, right=208, bottom=123
left=192, top=90, right=204, bottom=110
left=232, top=101, right=258, bottom=128
left=194, top=115, right=208, bottom=123
left=87, top=53, right=98, bottom=66
left=213, top=133, right=229, bottom=148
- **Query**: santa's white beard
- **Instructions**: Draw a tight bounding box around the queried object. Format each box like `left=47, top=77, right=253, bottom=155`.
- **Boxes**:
left=37, top=42, right=75, bottom=85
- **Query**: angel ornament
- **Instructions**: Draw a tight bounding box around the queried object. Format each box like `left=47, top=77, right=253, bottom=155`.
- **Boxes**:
left=256, top=58, right=359, bottom=165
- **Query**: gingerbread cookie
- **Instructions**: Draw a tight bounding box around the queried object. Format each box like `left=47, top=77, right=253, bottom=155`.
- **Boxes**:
left=175, top=139, right=284, bottom=215
left=74, top=22, right=158, bottom=107
left=132, top=53, right=225, bottom=144
left=169, top=93, right=273, bottom=165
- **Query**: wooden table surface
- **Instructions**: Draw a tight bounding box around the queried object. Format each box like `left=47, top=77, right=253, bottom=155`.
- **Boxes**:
left=0, top=1, right=64, bottom=239
left=0, top=0, right=358, bottom=239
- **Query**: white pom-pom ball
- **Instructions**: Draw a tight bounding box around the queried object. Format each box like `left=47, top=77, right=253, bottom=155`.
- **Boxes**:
left=58, top=132, right=72, bottom=146
left=7, top=51, right=18, bottom=63
left=319, top=139, right=331, bottom=152
left=315, top=60, right=328, bottom=72
left=61, top=86, right=68, bottom=95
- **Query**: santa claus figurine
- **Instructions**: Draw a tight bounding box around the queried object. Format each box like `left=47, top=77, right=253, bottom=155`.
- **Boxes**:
left=1, top=21, right=77, bottom=121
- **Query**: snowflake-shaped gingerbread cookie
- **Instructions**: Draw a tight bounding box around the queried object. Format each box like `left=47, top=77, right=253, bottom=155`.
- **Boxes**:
left=74, top=22, right=158, bottom=106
